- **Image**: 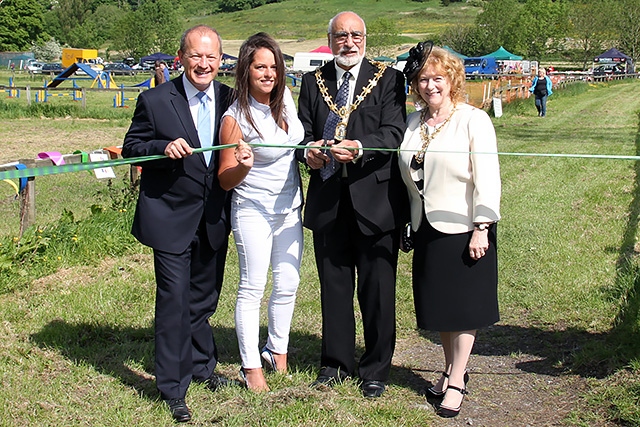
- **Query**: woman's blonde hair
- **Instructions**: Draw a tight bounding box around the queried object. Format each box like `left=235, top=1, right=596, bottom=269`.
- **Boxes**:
left=410, top=46, right=466, bottom=105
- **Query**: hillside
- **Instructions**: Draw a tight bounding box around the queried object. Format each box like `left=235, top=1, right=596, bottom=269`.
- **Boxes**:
left=184, top=0, right=480, bottom=57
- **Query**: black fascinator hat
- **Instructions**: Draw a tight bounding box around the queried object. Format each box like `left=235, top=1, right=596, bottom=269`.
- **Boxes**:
left=402, top=40, right=434, bottom=83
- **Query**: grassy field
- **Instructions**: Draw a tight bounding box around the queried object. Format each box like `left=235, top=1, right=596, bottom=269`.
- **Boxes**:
left=1, top=73, right=640, bottom=425
left=187, top=0, right=479, bottom=41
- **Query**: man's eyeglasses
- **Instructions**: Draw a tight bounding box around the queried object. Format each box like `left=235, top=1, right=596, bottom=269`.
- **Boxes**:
left=331, top=31, right=365, bottom=43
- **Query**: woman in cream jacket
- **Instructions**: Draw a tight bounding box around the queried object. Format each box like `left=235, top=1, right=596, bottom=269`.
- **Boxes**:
left=399, top=43, right=501, bottom=418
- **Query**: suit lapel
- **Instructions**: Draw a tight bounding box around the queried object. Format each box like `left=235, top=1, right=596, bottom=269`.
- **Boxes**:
left=170, top=78, right=200, bottom=148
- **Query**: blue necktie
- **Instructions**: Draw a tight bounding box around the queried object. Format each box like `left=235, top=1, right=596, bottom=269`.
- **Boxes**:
left=197, top=91, right=212, bottom=166
left=321, top=71, right=351, bottom=180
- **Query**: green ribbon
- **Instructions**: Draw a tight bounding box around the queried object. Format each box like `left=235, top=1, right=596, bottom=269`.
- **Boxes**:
left=1, top=143, right=639, bottom=181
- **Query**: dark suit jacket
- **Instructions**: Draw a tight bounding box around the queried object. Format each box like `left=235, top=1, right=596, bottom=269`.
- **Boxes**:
left=297, top=59, right=409, bottom=235
left=122, top=76, right=233, bottom=254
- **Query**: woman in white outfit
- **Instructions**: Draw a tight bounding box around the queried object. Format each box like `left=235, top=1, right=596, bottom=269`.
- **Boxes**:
left=218, top=32, right=304, bottom=392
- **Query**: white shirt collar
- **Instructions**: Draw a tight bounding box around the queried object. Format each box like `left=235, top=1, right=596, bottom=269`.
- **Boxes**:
left=182, top=74, right=214, bottom=101
left=334, top=60, right=363, bottom=84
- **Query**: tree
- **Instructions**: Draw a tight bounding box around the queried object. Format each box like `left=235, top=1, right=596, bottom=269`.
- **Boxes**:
left=568, top=0, right=612, bottom=69
left=615, top=0, right=640, bottom=67
left=475, top=0, right=522, bottom=54
left=110, top=0, right=180, bottom=59
left=440, top=24, right=486, bottom=57
left=366, top=17, right=400, bottom=57
left=32, top=37, right=62, bottom=61
left=0, top=0, right=47, bottom=51
left=138, top=0, right=181, bottom=54
left=511, top=0, right=569, bottom=59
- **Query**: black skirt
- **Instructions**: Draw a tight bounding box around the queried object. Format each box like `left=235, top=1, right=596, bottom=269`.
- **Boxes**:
left=412, top=219, right=499, bottom=332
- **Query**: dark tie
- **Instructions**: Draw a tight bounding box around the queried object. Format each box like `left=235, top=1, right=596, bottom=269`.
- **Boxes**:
left=197, top=91, right=212, bottom=166
left=320, top=71, right=351, bottom=180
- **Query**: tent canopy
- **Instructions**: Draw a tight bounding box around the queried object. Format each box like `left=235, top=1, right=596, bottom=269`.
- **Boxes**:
left=311, top=46, right=332, bottom=54
left=483, top=46, right=522, bottom=60
left=594, top=47, right=631, bottom=62
left=141, top=52, right=175, bottom=62
left=443, top=45, right=467, bottom=59
left=222, top=53, right=238, bottom=61
left=396, top=51, right=410, bottom=61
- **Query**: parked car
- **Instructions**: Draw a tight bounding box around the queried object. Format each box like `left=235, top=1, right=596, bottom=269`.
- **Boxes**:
left=132, top=61, right=154, bottom=71
left=41, top=63, right=64, bottom=75
left=103, top=62, right=137, bottom=76
left=219, top=63, right=236, bottom=73
left=26, top=61, right=44, bottom=74
left=593, top=64, right=625, bottom=76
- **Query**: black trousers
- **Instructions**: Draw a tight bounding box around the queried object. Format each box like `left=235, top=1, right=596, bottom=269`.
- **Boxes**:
left=153, top=218, right=227, bottom=400
left=313, top=182, right=400, bottom=382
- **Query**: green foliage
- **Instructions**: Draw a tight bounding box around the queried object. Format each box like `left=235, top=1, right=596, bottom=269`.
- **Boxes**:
left=366, top=17, right=401, bottom=57
left=110, top=0, right=180, bottom=58
left=0, top=207, right=137, bottom=294
left=616, top=0, right=640, bottom=65
left=31, top=37, right=62, bottom=62
left=0, top=0, right=47, bottom=51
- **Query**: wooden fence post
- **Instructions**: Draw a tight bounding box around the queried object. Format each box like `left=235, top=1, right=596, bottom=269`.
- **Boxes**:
left=18, top=159, right=36, bottom=235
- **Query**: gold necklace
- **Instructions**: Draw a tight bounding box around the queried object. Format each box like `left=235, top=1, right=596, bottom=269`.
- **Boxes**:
left=414, top=106, right=456, bottom=164
left=315, top=62, right=387, bottom=140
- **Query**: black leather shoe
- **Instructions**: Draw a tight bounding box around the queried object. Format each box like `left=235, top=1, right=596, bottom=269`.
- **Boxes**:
left=361, top=380, right=386, bottom=398
left=436, top=385, right=468, bottom=418
left=165, top=398, right=191, bottom=423
left=310, top=367, right=350, bottom=388
left=424, top=371, right=469, bottom=400
left=204, top=373, right=241, bottom=391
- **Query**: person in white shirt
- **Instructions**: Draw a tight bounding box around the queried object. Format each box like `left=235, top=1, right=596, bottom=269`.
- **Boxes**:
left=218, top=32, right=305, bottom=392
left=399, top=43, right=501, bottom=418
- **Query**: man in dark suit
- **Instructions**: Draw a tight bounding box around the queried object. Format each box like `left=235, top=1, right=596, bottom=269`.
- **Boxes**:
left=297, top=11, right=409, bottom=398
left=122, top=25, right=235, bottom=422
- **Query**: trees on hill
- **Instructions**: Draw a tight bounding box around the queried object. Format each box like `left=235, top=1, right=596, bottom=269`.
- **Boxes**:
left=0, top=0, right=47, bottom=51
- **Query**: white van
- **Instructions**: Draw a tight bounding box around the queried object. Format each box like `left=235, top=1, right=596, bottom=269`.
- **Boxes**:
left=292, top=52, right=334, bottom=72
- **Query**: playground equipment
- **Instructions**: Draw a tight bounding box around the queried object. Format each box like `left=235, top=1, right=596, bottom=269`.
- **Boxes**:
left=113, top=78, right=155, bottom=108
left=4, top=77, right=19, bottom=98
left=47, top=63, right=115, bottom=89
left=35, top=81, right=83, bottom=103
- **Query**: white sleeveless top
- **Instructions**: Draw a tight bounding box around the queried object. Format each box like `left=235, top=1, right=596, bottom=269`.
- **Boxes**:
left=222, top=87, right=304, bottom=214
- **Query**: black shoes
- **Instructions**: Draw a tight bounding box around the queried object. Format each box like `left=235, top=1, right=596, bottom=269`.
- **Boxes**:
left=165, top=398, right=191, bottom=423
left=436, top=385, right=468, bottom=418
left=361, top=380, right=385, bottom=398
left=311, top=367, right=350, bottom=388
left=424, top=371, right=469, bottom=400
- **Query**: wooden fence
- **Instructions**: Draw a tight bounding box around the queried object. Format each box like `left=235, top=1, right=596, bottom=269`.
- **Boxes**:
left=0, top=148, right=139, bottom=235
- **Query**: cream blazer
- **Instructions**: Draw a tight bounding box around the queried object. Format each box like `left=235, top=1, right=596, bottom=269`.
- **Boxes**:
left=398, top=103, right=501, bottom=234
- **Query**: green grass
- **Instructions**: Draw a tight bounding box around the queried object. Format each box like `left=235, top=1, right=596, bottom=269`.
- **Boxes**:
left=1, top=76, right=640, bottom=425
left=188, top=0, right=480, bottom=40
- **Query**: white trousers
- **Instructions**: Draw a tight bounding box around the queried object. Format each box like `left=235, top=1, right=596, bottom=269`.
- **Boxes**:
left=232, top=200, right=303, bottom=369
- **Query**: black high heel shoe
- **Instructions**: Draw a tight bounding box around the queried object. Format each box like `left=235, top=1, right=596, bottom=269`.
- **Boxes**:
left=436, top=385, right=468, bottom=418
left=424, top=371, right=469, bottom=399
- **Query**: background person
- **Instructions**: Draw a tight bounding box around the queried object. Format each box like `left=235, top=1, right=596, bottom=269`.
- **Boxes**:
left=529, top=67, right=553, bottom=117
left=296, top=11, right=409, bottom=398
left=122, top=25, right=235, bottom=423
left=399, top=43, right=501, bottom=418
left=218, top=32, right=304, bottom=392
left=153, top=60, right=165, bottom=86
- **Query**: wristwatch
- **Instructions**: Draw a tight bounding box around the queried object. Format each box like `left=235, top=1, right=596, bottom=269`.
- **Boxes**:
left=474, top=223, right=490, bottom=231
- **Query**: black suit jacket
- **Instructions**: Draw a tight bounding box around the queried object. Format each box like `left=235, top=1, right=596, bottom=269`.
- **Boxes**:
left=122, top=76, right=233, bottom=253
left=297, top=59, right=409, bottom=235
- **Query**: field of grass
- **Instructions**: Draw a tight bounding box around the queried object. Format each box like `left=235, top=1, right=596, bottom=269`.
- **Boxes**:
left=1, top=71, right=640, bottom=425
left=187, top=0, right=480, bottom=41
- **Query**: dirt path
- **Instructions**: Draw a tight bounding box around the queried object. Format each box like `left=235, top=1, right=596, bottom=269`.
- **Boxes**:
left=393, top=329, right=614, bottom=427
